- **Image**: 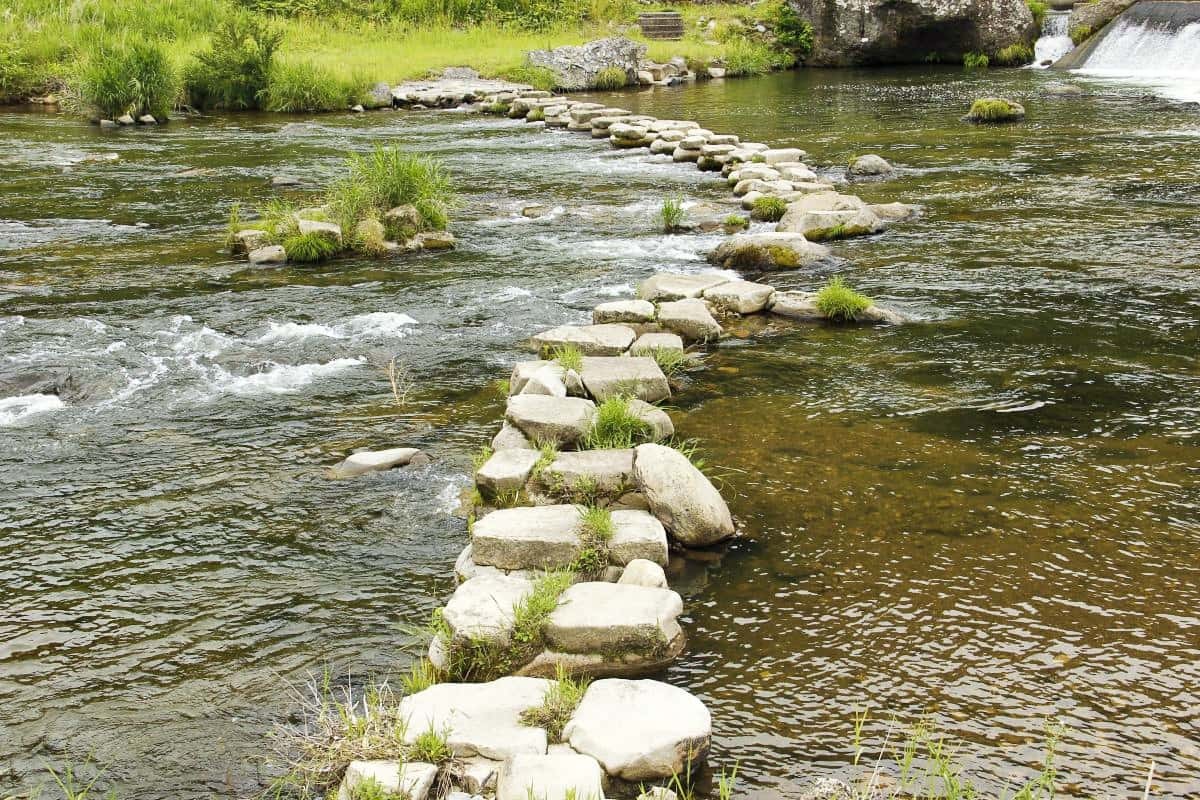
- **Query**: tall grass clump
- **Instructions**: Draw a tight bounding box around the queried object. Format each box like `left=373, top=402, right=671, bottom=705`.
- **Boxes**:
left=282, top=230, right=339, bottom=262
left=550, top=344, right=583, bottom=372
left=993, top=43, right=1034, bottom=66
left=1026, top=0, right=1048, bottom=30
left=184, top=13, right=281, bottom=110
left=722, top=38, right=792, bottom=76
left=519, top=665, right=590, bottom=741
left=661, top=195, right=685, bottom=233
left=334, top=145, right=458, bottom=231
left=814, top=276, right=872, bottom=322
left=72, top=37, right=178, bottom=119
left=496, top=64, right=558, bottom=91
left=590, top=65, right=627, bottom=90
left=962, top=51, right=990, bottom=69
left=584, top=396, right=652, bottom=450
left=265, top=59, right=359, bottom=112
left=751, top=195, right=788, bottom=222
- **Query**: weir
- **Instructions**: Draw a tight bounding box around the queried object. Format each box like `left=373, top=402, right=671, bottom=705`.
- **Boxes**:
left=1033, top=10, right=1074, bottom=66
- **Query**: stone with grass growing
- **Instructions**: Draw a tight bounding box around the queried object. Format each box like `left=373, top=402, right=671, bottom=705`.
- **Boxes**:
left=814, top=276, right=872, bottom=322
left=962, top=97, right=1026, bottom=124
left=751, top=195, right=788, bottom=222
left=661, top=195, right=685, bottom=233
left=283, top=230, right=339, bottom=263
left=519, top=667, right=590, bottom=742
left=584, top=396, right=654, bottom=450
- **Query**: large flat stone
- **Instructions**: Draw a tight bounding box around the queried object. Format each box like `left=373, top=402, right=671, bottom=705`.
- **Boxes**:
left=477, top=448, right=540, bottom=497
left=708, top=232, right=831, bottom=271
left=399, top=677, right=553, bottom=760
left=329, top=447, right=423, bottom=478
left=493, top=421, right=534, bottom=451
left=441, top=574, right=534, bottom=646
left=496, top=753, right=605, bottom=800
left=702, top=280, right=776, bottom=314
left=539, top=449, right=635, bottom=501
left=472, top=505, right=583, bottom=571
left=337, top=761, right=439, bottom=800
left=506, top=395, right=597, bottom=447
left=637, top=273, right=729, bottom=302
left=609, top=510, right=669, bottom=566
left=633, top=444, right=734, bottom=547
left=564, top=679, right=711, bottom=781
left=630, top=332, right=684, bottom=356
left=777, top=208, right=884, bottom=241
left=532, top=324, right=635, bottom=356
left=593, top=299, right=656, bottom=324
left=543, top=582, right=683, bottom=655
left=579, top=357, right=670, bottom=403
left=768, top=291, right=822, bottom=320
left=657, top=299, right=722, bottom=342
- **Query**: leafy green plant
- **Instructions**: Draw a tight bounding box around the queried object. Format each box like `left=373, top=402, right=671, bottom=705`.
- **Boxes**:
left=661, top=195, right=685, bottom=233
left=814, top=276, right=872, bottom=322
left=226, top=201, right=245, bottom=248
left=283, top=230, right=339, bottom=263
left=590, top=66, right=627, bottom=90
left=962, top=51, right=990, bottom=69
left=265, top=59, right=358, bottom=112
left=410, top=726, right=452, bottom=763
left=74, top=36, right=178, bottom=119
left=584, top=396, right=652, bottom=450
left=993, top=43, right=1034, bottom=66
left=519, top=665, right=590, bottom=741
left=400, top=658, right=440, bottom=695
left=767, top=0, right=814, bottom=59
left=1026, top=0, right=1048, bottom=30
left=751, top=195, right=787, bottom=222
left=184, top=13, right=281, bottom=110
left=571, top=505, right=614, bottom=575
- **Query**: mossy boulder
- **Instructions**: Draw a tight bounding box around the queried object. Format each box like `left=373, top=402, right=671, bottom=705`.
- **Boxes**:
left=962, top=97, right=1026, bottom=123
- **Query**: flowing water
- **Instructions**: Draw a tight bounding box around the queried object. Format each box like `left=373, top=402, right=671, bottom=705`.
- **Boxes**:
left=1033, top=11, right=1074, bottom=67
left=1, top=67, right=1198, bottom=799
left=1076, top=15, right=1200, bottom=102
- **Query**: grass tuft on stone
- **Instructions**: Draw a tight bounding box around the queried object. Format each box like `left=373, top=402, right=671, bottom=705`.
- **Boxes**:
left=648, top=347, right=688, bottom=379
left=351, top=776, right=405, bottom=800
left=965, top=97, right=1024, bottom=123
left=584, top=396, right=652, bottom=450
left=661, top=195, right=685, bottom=233
left=751, top=195, right=787, bottom=222
left=723, top=213, right=749, bottom=232
left=571, top=504, right=614, bottom=575
left=409, top=725, right=452, bottom=764
left=550, top=344, right=583, bottom=373
left=519, top=665, right=590, bottom=742
left=283, top=230, right=339, bottom=263
left=814, top=276, right=872, bottom=322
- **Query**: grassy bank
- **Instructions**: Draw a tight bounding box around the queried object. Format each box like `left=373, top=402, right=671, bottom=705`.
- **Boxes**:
left=0, top=0, right=802, bottom=115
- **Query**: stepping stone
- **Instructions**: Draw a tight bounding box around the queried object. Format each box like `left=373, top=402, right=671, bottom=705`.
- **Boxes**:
left=248, top=245, right=286, bottom=266
left=869, top=202, right=919, bottom=222
left=472, top=505, right=583, bottom=571
left=657, top=299, right=722, bottom=343
left=630, top=332, right=684, bottom=357
left=728, top=164, right=781, bottom=183
left=759, top=147, right=807, bottom=164
left=778, top=165, right=818, bottom=183
left=337, top=761, right=439, bottom=800
left=593, top=299, right=655, bottom=324
left=329, top=447, right=425, bottom=478
left=702, top=280, right=776, bottom=315
left=769, top=291, right=821, bottom=320
left=520, top=363, right=567, bottom=397
left=777, top=208, right=884, bottom=241
left=564, top=679, right=712, bottom=781
left=509, top=361, right=553, bottom=394
left=628, top=399, right=674, bottom=442
left=506, top=395, right=596, bottom=447
left=532, top=324, right=635, bottom=356
left=496, top=753, right=605, bottom=800
left=708, top=232, right=830, bottom=271
left=538, top=449, right=635, bottom=502
left=477, top=448, right=540, bottom=497
left=543, top=582, right=683, bottom=655
left=633, top=443, right=734, bottom=547
left=618, top=558, right=668, bottom=589
left=231, top=228, right=267, bottom=254
left=439, top=574, right=534, bottom=650
left=399, top=677, right=552, bottom=760
left=492, top=421, right=534, bottom=451
left=579, top=357, right=670, bottom=403
left=610, top=510, right=669, bottom=567
left=637, top=273, right=728, bottom=302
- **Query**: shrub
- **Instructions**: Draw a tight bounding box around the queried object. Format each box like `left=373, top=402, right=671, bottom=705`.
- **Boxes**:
left=751, top=195, right=788, bottom=222
left=590, top=66, right=627, bottom=90
left=963, top=51, right=990, bottom=69
left=767, top=0, right=814, bottom=59
left=661, top=195, right=684, bottom=232
left=75, top=37, right=178, bottom=119
left=1026, top=0, right=1048, bottom=29
left=527, top=106, right=545, bottom=121
left=814, top=276, right=872, bottom=322
left=265, top=60, right=357, bottom=112
left=184, top=13, right=281, bottom=110
left=335, top=146, right=457, bottom=231
left=584, top=396, right=652, bottom=450
left=496, top=65, right=558, bottom=92
left=519, top=666, right=590, bottom=741
left=283, top=231, right=339, bottom=262
left=993, top=43, right=1034, bottom=66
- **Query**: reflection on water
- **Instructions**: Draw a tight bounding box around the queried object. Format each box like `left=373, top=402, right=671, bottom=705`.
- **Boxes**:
left=1, top=67, right=1198, bottom=797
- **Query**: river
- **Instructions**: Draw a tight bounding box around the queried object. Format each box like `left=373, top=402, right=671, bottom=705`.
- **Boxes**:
left=1, top=66, right=1197, bottom=798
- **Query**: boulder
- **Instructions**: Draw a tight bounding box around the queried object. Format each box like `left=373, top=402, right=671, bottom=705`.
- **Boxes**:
left=702, top=280, right=776, bottom=314
left=778, top=164, right=819, bottom=183
left=628, top=399, right=674, bottom=442
left=793, top=0, right=1037, bottom=66
left=630, top=332, right=685, bottom=357
left=497, top=753, right=606, bottom=800
left=768, top=291, right=822, bottom=321
left=610, top=510, right=670, bottom=566
left=708, top=233, right=831, bottom=271
left=472, top=505, right=585, bottom=571
left=527, top=37, right=646, bottom=91
left=296, top=218, right=343, bottom=246
left=579, top=357, right=670, bottom=403
left=413, top=230, right=456, bottom=250
left=439, top=574, right=534, bottom=650
left=506, top=395, right=597, bottom=447
left=510, top=361, right=555, bottom=395
left=593, top=299, right=656, bottom=324
left=493, top=422, right=534, bottom=451
left=564, top=679, right=711, bottom=781
left=656, top=299, right=722, bottom=342
left=329, top=447, right=424, bottom=478
left=543, top=582, right=683, bottom=655
left=477, top=448, right=541, bottom=497
left=337, top=761, right=439, bottom=800
left=637, top=274, right=729, bottom=303
left=777, top=208, right=885, bottom=241
left=248, top=245, right=286, bottom=266
left=848, top=154, right=893, bottom=176
left=869, top=202, right=920, bottom=222
left=116, top=114, right=135, bottom=125
left=384, top=204, right=423, bottom=237
left=532, top=325, right=636, bottom=357
left=231, top=228, right=268, bottom=255
left=618, top=558, right=669, bottom=589
left=962, top=97, right=1027, bottom=123
left=399, top=677, right=553, bottom=760
left=633, top=444, right=733, bottom=547
left=759, top=147, right=808, bottom=164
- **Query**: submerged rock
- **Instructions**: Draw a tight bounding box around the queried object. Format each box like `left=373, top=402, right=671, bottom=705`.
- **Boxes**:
left=328, top=447, right=425, bottom=478
left=633, top=444, right=734, bottom=547
left=962, top=97, right=1027, bottom=124
left=848, top=153, right=893, bottom=176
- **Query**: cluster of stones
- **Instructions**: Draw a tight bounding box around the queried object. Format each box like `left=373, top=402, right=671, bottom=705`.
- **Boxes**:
left=635, top=56, right=726, bottom=86
left=95, top=113, right=161, bottom=129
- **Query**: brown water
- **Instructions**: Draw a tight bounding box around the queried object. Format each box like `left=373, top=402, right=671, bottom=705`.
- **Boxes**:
left=1, top=67, right=1198, bottom=798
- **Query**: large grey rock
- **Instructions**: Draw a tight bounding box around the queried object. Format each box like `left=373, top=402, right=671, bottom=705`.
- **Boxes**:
left=633, top=444, right=734, bottom=547
left=593, top=299, right=656, bottom=324
left=628, top=399, right=674, bottom=442
left=580, top=357, right=670, bottom=403
left=538, top=450, right=636, bottom=503
left=610, top=510, right=669, bottom=566
left=248, top=245, right=286, bottom=266
left=543, top=582, right=683, bottom=655
left=520, top=364, right=568, bottom=398
left=849, top=154, right=893, bottom=176
left=618, top=558, right=669, bottom=589
left=708, top=233, right=830, bottom=271
left=399, top=677, right=552, bottom=760
left=769, top=291, right=823, bottom=321
left=527, top=37, right=646, bottom=91
left=477, top=448, right=540, bottom=497
left=497, top=753, right=606, bottom=800
left=510, top=361, right=553, bottom=395
left=506, top=395, right=597, bottom=447
left=472, top=505, right=583, bottom=571
left=637, top=273, right=729, bottom=302
left=630, top=332, right=685, bottom=357
left=657, top=299, right=722, bottom=343
left=793, top=0, right=1037, bottom=66
left=564, top=679, right=711, bottom=781
left=532, top=324, right=635, bottom=356
left=869, top=202, right=920, bottom=222
left=702, top=280, right=775, bottom=314
left=337, top=761, right=439, bottom=800
left=759, top=147, right=808, bottom=164
left=777, top=208, right=885, bottom=241
left=493, top=421, right=534, bottom=451
left=231, top=228, right=268, bottom=255
left=439, top=574, right=534, bottom=650
left=296, top=218, right=342, bottom=246
left=329, top=447, right=423, bottom=478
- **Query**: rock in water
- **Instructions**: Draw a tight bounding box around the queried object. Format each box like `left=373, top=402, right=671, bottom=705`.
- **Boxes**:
left=527, top=37, right=647, bottom=91
left=618, top=558, right=669, bottom=588
left=656, top=299, right=722, bottom=342
left=506, top=395, right=597, bottom=447
left=399, top=677, right=553, bottom=760
left=633, top=444, right=733, bottom=547
left=543, top=582, right=684, bottom=656
left=337, top=761, right=439, bottom=800
left=708, top=233, right=830, bottom=270
left=962, top=97, right=1027, bottom=124
left=564, top=679, right=712, bottom=781
left=247, top=245, right=286, bottom=267
left=329, top=447, right=424, bottom=478
left=496, top=753, right=605, bottom=800
left=848, top=154, right=893, bottom=176
left=702, top=280, right=776, bottom=314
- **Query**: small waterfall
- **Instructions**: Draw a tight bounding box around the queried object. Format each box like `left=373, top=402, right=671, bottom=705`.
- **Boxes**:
left=1077, top=17, right=1200, bottom=101
left=1033, top=10, right=1074, bottom=67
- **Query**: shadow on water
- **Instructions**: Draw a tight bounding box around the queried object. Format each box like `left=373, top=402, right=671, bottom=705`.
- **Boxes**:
left=1, top=67, right=1198, bottom=797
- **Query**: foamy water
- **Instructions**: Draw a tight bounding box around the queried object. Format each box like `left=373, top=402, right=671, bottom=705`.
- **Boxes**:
left=0, top=393, right=64, bottom=425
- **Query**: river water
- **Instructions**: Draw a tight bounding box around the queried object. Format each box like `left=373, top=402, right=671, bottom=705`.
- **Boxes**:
left=1, top=67, right=1198, bottom=798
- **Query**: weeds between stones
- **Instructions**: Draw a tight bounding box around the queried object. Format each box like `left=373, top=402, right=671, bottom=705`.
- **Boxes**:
left=661, top=195, right=685, bottom=233
left=723, top=213, right=749, bottom=232
left=591, top=66, right=627, bottom=90
left=584, top=396, right=653, bottom=450
left=72, top=36, right=177, bottom=120
left=571, top=505, right=614, bottom=575
left=550, top=344, right=583, bottom=373
left=409, top=725, right=453, bottom=764
left=282, top=230, right=339, bottom=263
left=400, top=657, right=440, bottom=695
left=519, top=665, right=590, bottom=742
left=648, top=347, right=688, bottom=379
left=350, top=776, right=404, bottom=800
left=814, top=276, right=871, bottom=322
left=750, top=195, right=787, bottom=222
left=471, top=444, right=494, bottom=471
left=42, top=758, right=114, bottom=800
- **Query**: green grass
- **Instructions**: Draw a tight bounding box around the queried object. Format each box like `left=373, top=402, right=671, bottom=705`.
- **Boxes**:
left=1026, top=0, right=1048, bottom=30
left=73, top=36, right=178, bottom=119
left=399, top=657, right=440, bottom=695
left=572, top=505, right=614, bottom=574
left=550, top=344, right=583, bottom=373
left=184, top=12, right=280, bottom=109
left=993, top=43, right=1034, bottom=66
left=519, top=666, right=590, bottom=741
left=661, top=195, right=685, bottom=233
left=722, top=37, right=792, bottom=76
left=966, top=97, right=1024, bottom=122
left=590, top=65, right=627, bottom=90
left=1070, top=25, right=1093, bottom=45
left=264, top=58, right=359, bottom=111
left=350, top=776, right=405, bottom=800
left=814, top=276, right=872, bottom=322
left=495, top=64, right=559, bottom=91
left=751, top=195, right=788, bottom=222
left=472, top=444, right=495, bottom=471
left=962, top=51, right=989, bottom=69
left=583, top=395, right=652, bottom=450
left=723, top=213, right=748, bottom=231
left=283, top=230, right=339, bottom=262
left=648, top=347, right=688, bottom=378
left=336, top=145, right=458, bottom=231
left=409, top=726, right=452, bottom=763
